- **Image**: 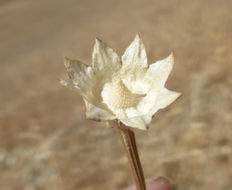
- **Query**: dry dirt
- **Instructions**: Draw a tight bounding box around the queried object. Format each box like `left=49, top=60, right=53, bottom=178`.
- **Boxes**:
left=0, top=0, right=232, bottom=190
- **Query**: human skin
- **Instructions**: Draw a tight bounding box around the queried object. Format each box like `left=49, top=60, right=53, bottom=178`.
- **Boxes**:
left=124, top=177, right=174, bottom=190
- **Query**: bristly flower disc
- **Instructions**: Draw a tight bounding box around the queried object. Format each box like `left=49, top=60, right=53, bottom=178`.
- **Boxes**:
left=61, top=34, right=181, bottom=130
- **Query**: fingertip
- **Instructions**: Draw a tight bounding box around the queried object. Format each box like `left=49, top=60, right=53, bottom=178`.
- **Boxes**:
left=123, top=177, right=173, bottom=190
left=146, top=177, right=173, bottom=190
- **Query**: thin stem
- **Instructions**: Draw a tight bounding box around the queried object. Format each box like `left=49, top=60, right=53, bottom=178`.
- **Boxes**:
left=117, top=124, right=146, bottom=190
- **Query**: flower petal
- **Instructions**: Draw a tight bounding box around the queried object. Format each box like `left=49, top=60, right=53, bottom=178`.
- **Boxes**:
left=64, top=57, right=115, bottom=116
left=120, top=115, right=151, bottom=130
left=150, top=88, right=181, bottom=116
left=112, top=107, right=151, bottom=130
left=64, top=57, right=88, bottom=82
left=84, top=99, right=116, bottom=121
left=122, top=34, right=148, bottom=68
left=60, top=79, right=80, bottom=91
left=137, top=89, right=158, bottom=114
left=146, top=53, right=174, bottom=89
left=64, top=57, right=94, bottom=95
left=92, top=38, right=121, bottom=72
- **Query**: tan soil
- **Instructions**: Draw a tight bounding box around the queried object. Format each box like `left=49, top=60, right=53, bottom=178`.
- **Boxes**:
left=0, top=0, right=232, bottom=189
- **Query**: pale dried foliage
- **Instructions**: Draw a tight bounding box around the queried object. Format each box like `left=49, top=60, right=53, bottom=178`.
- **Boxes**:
left=0, top=0, right=232, bottom=190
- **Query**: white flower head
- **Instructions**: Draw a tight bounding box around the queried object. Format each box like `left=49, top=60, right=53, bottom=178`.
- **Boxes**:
left=61, top=35, right=181, bottom=130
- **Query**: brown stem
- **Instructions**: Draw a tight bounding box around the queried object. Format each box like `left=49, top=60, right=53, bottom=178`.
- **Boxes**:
left=117, top=124, right=146, bottom=190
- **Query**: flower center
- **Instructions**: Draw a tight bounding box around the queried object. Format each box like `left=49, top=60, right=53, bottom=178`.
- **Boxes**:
left=101, top=78, right=139, bottom=111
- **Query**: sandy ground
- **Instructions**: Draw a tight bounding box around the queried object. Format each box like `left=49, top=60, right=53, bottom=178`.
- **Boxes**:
left=0, top=0, right=232, bottom=190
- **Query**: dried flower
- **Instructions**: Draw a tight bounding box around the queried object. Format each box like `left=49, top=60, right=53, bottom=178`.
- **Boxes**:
left=61, top=35, right=180, bottom=130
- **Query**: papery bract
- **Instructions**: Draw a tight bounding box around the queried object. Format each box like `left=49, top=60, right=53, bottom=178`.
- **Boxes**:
left=61, top=35, right=180, bottom=130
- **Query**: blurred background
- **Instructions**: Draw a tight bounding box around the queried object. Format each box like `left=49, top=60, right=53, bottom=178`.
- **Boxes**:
left=0, top=0, right=232, bottom=189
